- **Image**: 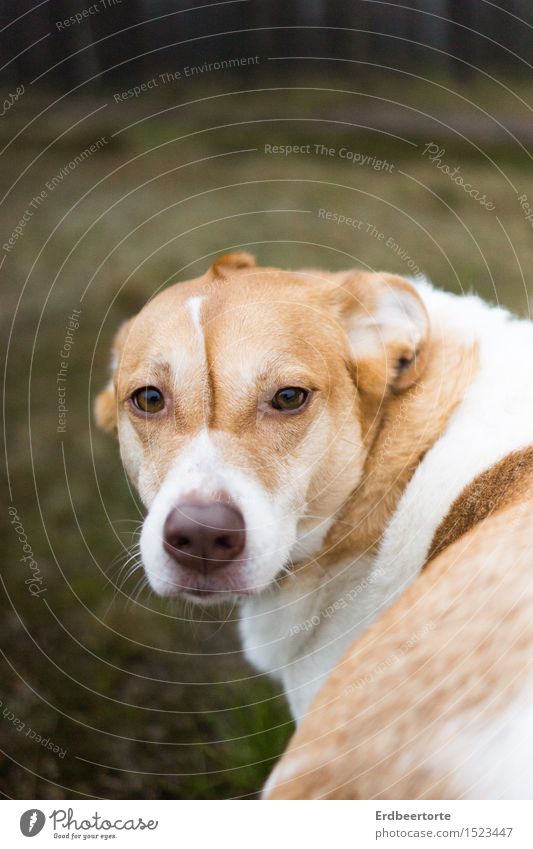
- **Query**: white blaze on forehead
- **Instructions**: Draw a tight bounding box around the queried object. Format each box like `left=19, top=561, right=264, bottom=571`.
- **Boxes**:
left=185, top=295, right=209, bottom=418
left=186, top=295, right=206, bottom=351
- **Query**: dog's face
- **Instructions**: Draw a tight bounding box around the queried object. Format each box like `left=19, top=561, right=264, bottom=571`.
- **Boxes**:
left=96, top=254, right=428, bottom=603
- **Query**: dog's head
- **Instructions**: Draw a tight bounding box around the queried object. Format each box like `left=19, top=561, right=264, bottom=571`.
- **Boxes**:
left=95, top=253, right=429, bottom=602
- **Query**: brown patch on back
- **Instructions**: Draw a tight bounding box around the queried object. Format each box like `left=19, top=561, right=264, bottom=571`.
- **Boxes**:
left=428, top=446, right=533, bottom=563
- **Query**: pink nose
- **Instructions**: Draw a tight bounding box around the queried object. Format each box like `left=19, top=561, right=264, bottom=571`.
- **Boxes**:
left=163, top=500, right=246, bottom=572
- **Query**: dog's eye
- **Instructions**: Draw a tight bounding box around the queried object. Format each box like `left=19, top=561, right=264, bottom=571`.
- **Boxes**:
left=131, top=386, right=165, bottom=414
left=270, top=387, right=309, bottom=412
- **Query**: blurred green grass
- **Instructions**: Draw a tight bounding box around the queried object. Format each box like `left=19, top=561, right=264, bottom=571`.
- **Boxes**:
left=2, top=75, right=533, bottom=798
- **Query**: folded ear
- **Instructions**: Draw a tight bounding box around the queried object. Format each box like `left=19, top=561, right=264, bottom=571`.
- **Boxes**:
left=94, top=319, right=132, bottom=433
left=211, top=251, right=256, bottom=278
left=94, top=384, right=116, bottom=432
left=333, top=272, right=430, bottom=395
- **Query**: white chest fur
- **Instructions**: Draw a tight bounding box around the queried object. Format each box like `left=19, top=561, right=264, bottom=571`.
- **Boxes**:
left=240, top=554, right=377, bottom=719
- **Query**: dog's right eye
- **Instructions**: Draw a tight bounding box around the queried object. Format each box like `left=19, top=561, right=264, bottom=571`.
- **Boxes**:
left=131, top=386, right=165, bottom=414
left=270, top=387, right=309, bottom=412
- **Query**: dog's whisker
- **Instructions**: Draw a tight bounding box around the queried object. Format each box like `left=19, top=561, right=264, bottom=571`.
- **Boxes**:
left=111, top=518, right=144, bottom=525
left=113, top=559, right=142, bottom=591
left=108, top=542, right=141, bottom=573
left=127, top=573, right=149, bottom=607
left=118, top=561, right=143, bottom=592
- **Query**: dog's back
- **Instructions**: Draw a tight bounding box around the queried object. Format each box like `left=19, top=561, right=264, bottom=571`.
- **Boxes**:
left=265, top=452, right=533, bottom=799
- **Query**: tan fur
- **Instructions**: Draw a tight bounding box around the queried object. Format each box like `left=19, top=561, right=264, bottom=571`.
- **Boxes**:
left=97, top=264, right=360, bottom=503
left=266, top=485, right=533, bottom=799
left=96, top=256, right=452, bottom=523
left=322, top=335, right=477, bottom=560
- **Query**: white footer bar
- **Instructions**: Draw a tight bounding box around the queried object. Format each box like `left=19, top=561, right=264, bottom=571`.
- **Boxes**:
left=2, top=799, right=532, bottom=847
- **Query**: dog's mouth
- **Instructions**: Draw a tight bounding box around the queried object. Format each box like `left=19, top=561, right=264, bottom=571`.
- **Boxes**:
left=145, top=553, right=265, bottom=603
left=181, top=584, right=253, bottom=602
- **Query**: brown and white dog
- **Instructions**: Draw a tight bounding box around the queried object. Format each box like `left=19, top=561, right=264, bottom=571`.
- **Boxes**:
left=96, top=253, right=533, bottom=798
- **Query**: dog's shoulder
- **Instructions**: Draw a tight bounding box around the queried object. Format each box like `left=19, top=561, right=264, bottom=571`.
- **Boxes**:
left=428, top=445, right=533, bottom=564
left=264, top=493, right=533, bottom=799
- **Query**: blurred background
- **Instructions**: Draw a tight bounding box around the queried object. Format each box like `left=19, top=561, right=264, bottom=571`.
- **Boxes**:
left=1, top=0, right=533, bottom=799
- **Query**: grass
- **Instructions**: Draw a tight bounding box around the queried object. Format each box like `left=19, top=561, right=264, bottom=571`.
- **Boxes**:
left=2, top=71, right=533, bottom=798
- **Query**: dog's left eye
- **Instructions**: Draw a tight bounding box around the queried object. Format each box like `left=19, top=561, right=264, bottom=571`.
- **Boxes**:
left=131, top=386, right=165, bottom=413
left=270, top=387, right=309, bottom=412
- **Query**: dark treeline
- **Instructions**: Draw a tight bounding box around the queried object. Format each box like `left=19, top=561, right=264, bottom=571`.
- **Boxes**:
left=1, top=0, right=532, bottom=90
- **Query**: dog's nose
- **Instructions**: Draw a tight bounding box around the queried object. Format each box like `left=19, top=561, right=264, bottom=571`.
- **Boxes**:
left=163, top=500, right=246, bottom=571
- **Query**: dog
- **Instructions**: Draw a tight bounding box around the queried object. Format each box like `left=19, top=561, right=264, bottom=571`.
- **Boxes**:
left=96, top=253, right=533, bottom=794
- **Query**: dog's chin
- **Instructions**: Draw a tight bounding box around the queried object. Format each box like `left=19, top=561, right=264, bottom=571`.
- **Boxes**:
left=142, top=557, right=284, bottom=606
left=180, top=587, right=250, bottom=606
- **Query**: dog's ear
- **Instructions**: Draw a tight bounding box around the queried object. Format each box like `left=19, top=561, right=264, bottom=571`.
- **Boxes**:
left=94, top=319, right=132, bottom=433
left=332, top=271, right=430, bottom=395
left=211, top=251, right=256, bottom=278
